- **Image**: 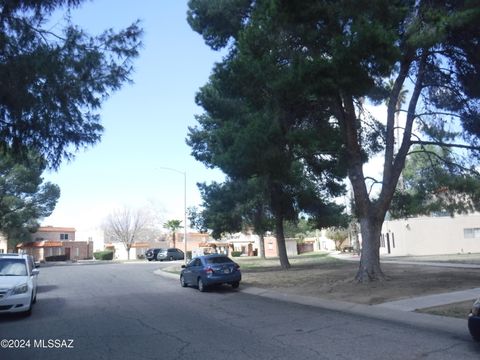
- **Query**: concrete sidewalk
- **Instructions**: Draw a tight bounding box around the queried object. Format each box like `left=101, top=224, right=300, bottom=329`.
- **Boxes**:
left=331, top=252, right=480, bottom=269
left=330, top=252, right=480, bottom=309
left=376, top=287, right=480, bottom=311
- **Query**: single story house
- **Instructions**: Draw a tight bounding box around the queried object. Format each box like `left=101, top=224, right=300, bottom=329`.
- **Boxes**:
left=380, top=212, right=480, bottom=256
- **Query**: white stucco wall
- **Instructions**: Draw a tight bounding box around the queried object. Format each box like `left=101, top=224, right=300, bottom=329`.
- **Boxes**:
left=380, top=213, right=480, bottom=256
left=0, top=234, right=8, bottom=253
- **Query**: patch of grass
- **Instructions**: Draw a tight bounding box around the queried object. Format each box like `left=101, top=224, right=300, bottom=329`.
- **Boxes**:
left=235, top=252, right=342, bottom=270
left=386, top=253, right=480, bottom=265
left=416, top=300, right=474, bottom=319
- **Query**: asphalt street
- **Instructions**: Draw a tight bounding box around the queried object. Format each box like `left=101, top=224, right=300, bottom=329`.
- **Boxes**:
left=0, top=262, right=479, bottom=360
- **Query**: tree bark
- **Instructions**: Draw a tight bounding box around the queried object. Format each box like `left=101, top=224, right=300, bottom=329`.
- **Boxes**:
left=258, top=233, right=266, bottom=259
left=275, top=215, right=291, bottom=269
left=355, top=217, right=385, bottom=282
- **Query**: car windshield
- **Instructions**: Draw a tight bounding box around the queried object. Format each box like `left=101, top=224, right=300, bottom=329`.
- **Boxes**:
left=0, top=259, right=28, bottom=276
left=205, top=257, right=234, bottom=264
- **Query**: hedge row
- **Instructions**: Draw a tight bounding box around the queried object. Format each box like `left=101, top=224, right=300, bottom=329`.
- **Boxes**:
left=93, top=250, right=114, bottom=260
left=45, top=255, right=68, bottom=262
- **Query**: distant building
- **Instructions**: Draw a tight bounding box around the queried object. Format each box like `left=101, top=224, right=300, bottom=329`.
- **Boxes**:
left=16, top=226, right=93, bottom=261
left=33, top=226, right=76, bottom=242
left=0, top=233, right=7, bottom=253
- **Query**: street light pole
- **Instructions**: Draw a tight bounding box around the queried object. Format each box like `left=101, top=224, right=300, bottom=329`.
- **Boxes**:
left=158, top=167, right=188, bottom=264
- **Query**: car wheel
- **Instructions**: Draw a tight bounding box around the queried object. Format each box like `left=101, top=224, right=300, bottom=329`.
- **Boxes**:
left=198, top=278, right=206, bottom=292
left=468, top=317, right=480, bottom=341
left=32, top=292, right=37, bottom=304
left=180, top=275, right=187, bottom=288
left=231, top=281, right=240, bottom=289
left=23, top=295, right=33, bottom=316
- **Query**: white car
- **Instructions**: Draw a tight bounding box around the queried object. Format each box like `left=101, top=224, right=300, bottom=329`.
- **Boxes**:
left=0, top=253, right=39, bottom=315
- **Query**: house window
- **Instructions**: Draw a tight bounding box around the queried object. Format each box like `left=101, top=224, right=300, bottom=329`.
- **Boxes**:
left=60, top=234, right=69, bottom=240
left=464, top=228, right=480, bottom=239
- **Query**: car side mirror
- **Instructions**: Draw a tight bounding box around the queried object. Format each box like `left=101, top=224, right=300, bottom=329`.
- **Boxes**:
left=32, top=269, right=40, bottom=276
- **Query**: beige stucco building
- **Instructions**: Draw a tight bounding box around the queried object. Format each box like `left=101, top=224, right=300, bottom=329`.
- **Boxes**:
left=16, top=226, right=93, bottom=261
left=380, top=213, right=480, bottom=256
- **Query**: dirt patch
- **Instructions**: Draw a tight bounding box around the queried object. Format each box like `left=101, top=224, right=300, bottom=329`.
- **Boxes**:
left=239, top=255, right=480, bottom=305
left=416, top=300, right=475, bottom=319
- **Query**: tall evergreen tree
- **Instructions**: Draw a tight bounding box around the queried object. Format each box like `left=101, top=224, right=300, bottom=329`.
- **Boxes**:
left=0, top=152, right=60, bottom=247
left=0, top=0, right=143, bottom=168
left=187, top=54, right=346, bottom=268
left=188, top=0, right=480, bottom=281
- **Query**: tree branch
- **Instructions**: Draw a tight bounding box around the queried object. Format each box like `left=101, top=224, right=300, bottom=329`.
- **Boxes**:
left=410, top=140, right=480, bottom=151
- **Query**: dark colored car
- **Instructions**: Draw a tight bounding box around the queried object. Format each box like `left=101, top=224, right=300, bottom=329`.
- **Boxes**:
left=180, top=254, right=241, bottom=292
left=469, top=298, right=480, bottom=341
left=156, top=248, right=184, bottom=261
left=145, top=248, right=163, bottom=261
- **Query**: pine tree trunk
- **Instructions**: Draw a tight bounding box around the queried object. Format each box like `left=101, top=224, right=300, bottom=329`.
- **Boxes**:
left=355, top=217, right=385, bottom=282
left=258, top=233, right=266, bottom=259
left=275, top=216, right=291, bottom=269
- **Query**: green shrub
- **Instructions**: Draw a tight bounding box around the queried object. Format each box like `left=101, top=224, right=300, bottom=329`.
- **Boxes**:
left=93, top=250, right=114, bottom=260
left=231, top=251, right=242, bottom=257
left=45, top=255, right=68, bottom=262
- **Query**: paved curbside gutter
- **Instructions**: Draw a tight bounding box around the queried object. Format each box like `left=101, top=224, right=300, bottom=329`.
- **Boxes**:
left=154, top=268, right=469, bottom=339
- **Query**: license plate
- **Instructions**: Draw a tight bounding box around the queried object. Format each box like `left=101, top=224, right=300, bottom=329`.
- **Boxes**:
left=223, top=269, right=230, bottom=274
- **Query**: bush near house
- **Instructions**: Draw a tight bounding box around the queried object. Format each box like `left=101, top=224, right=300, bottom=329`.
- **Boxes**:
left=45, top=255, right=68, bottom=262
left=231, top=251, right=242, bottom=257
left=93, top=250, right=114, bottom=260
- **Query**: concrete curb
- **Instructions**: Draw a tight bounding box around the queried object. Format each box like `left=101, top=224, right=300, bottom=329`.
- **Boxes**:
left=240, top=287, right=469, bottom=339
left=154, top=268, right=179, bottom=280
left=154, top=268, right=470, bottom=339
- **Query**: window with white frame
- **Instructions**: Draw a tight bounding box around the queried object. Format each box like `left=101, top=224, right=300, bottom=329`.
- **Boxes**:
left=60, top=233, right=69, bottom=240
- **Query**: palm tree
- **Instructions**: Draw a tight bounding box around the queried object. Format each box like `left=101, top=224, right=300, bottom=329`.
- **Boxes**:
left=163, top=220, right=183, bottom=248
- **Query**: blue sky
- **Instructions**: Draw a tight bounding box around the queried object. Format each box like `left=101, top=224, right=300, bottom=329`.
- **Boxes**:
left=43, top=0, right=225, bottom=231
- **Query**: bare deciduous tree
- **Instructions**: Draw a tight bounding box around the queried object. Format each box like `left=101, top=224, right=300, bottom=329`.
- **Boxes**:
left=103, top=207, right=151, bottom=260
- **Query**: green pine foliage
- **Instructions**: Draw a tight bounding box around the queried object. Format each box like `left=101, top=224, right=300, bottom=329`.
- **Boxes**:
left=0, top=0, right=143, bottom=168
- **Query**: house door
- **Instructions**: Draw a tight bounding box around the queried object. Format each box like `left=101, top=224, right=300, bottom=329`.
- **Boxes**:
left=386, top=233, right=391, bottom=254
left=65, top=247, right=71, bottom=260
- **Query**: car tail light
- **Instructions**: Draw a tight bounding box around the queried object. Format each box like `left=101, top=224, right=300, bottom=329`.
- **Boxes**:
left=205, top=267, right=213, bottom=276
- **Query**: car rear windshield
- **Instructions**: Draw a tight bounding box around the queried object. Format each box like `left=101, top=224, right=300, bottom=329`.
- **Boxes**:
left=205, top=257, right=233, bottom=264
left=0, top=259, right=28, bottom=276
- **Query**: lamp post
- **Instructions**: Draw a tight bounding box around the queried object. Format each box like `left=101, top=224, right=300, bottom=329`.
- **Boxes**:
left=159, top=167, right=187, bottom=264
